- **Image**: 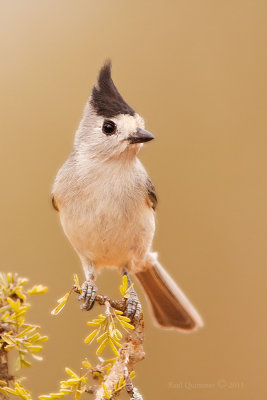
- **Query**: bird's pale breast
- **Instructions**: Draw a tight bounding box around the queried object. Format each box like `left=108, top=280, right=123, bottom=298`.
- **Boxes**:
left=58, top=165, right=155, bottom=270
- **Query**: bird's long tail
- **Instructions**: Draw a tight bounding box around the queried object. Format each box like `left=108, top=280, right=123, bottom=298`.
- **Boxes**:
left=135, top=256, right=203, bottom=331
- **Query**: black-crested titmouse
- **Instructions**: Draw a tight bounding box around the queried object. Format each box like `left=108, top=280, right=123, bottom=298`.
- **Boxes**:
left=52, top=62, right=203, bottom=331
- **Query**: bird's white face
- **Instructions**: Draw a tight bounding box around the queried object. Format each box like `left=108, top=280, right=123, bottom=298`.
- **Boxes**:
left=74, top=102, right=153, bottom=161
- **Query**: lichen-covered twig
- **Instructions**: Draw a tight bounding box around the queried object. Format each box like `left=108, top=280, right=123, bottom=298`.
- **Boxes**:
left=46, top=275, right=145, bottom=400
left=76, top=282, right=145, bottom=399
left=94, top=303, right=145, bottom=400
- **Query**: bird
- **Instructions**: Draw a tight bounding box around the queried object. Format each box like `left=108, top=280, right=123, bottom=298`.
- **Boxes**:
left=52, top=61, right=203, bottom=331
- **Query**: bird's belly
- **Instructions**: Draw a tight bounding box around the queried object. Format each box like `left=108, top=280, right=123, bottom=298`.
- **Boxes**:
left=60, top=196, right=155, bottom=269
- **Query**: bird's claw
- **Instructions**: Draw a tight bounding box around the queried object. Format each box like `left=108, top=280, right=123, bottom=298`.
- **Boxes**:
left=78, top=280, right=98, bottom=311
left=124, top=293, right=142, bottom=322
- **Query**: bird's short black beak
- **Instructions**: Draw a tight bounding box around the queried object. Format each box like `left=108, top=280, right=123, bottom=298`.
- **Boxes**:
left=128, top=128, right=155, bottom=144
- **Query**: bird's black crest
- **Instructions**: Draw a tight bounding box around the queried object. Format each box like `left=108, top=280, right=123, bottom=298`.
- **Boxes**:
left=91, top=61, right=135, bottom=118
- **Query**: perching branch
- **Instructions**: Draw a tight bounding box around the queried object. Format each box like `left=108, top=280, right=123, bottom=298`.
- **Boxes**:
left=75, top=281, right=145, bottom=400
left=44, top=275, right=145, bottom=400
left=92, top=298, right=145, bottom=400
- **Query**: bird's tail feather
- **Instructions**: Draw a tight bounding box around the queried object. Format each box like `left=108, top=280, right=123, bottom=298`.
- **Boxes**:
left=135, top=259, right=203, bottom=331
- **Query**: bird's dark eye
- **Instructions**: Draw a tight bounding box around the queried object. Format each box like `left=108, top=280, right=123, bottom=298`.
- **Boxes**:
left=102, top=120, right=116, bottom=135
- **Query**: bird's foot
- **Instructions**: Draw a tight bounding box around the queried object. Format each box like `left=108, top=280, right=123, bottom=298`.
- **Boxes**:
left=78, top=280, right=98, bottom=311
left=124, top=291, right=142, bottom=322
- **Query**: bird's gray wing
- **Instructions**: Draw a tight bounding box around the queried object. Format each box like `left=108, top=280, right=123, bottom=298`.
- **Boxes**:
left=146, top=177, right=157, bottom=211
left=51, top=195, right=59, bottom=211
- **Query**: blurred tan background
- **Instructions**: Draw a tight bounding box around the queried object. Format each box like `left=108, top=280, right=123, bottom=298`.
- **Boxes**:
left=0, top=1, right=265, bottom=399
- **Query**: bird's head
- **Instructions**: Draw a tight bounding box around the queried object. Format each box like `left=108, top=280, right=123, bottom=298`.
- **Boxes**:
left=74, top=61, right=154, bottom=161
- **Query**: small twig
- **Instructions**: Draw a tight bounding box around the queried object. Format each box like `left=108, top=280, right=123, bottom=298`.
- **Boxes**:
left=73, top=286, right=128, bottom=313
